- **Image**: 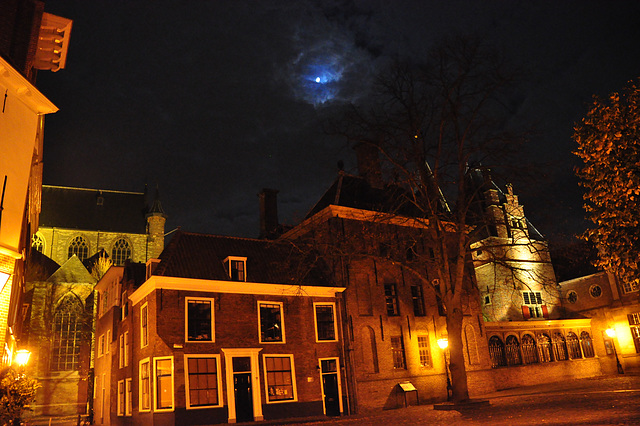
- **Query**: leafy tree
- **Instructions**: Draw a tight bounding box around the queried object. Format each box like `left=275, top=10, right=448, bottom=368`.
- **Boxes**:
left=320, top=36, right=527, bottom=402
left=0, top=368, right=39, bottom=426
left=574, top=79, right=640, bottom=291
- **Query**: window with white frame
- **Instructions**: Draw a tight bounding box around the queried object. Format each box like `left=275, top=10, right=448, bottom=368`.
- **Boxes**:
left=622, top=281, right=639, bottom=294
left=117, top=380, right=125, bottom=416
left=124, top=331, right=129, bottom=367
left=185, top=355, right=221, bottom=409
left=185, top=297, right=214, bottom=342
left=106, top=329, right=111, bottom=354
left=154, top=356, right=174, bottom=411
left=121, top=291, right=128, bottom=320
left=125, top=378, right=132, bottom=416
left=119, top=334, right=124, bottom=368
left=314, top=303, right=337, bottom=342
left=141, top=303, right=148, bottom=348
left=522, top=291, right=544, bottom=318
left=224, top=256, right=247, bottom=281
left=259, top=301, right=284, bottom=343
left=98, top=334, right=105, bottom=358
left=418, top=335, right=431, bottom=367
left=139, top=358, right=151, bottom=412
left=264, top=355, right=297, bottom=403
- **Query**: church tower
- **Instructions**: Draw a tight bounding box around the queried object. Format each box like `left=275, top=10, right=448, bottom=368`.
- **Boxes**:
left=146, top=186, right=167, bottom=259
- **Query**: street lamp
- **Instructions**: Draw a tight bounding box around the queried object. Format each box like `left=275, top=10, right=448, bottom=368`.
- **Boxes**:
left=437, top=338, right=452, bottom=401
left=605, top=328, right=624, bottom=374
left=14, top=349, right=31, bottom=367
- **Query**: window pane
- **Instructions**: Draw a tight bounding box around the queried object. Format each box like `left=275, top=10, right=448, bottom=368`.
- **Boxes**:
left=265, top=356, right=295, bottom=401
left=188, top=300, right=212, bottom=341
left=187, top=357, right=218, bottom=407
left=260, top=303, right=283, bottom=342
left=316, top=305, right=335, bottom=341
left=155, top=359, right=173, bottom=409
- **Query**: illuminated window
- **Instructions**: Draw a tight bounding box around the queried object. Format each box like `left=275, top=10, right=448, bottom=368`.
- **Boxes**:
left=622, top=280, right=639, bottom=294
left=418, top=335, right=431, bottom=367
left=185, top=355, right=221, bottom=408
left=628, top=313, right=640, bottom=353
left=259, top=302, right=284, bottom=343
left=186, top=298, right=214, bottom=342
left=224, top=256, right=246, bottom=281
left=51, top=295, right=83, bottom=371
left=119, top=334, right=124, bottom=368
left=68, top=236, right=89, bottom=260
left=411, top=285, right=426, bottom=316
left=97, top=334, right=104, bottom=358
left=391, top=336, right=406, bottom=369
left=264, top=355, right=296, bottom=402
left=31, top=233, right=44, bottom=253
left=314, top=303, right=336, bottom=342
left=124, top=331, right=129, bottom=367
left=139, top=359, right=151, bottom=412
left=154, top=357, right=174, bottom=411
left=522, top=291, right=546, bottom=319
left=384, top=284, right=399, bottom=316
left=111, top=238, right=132, bottom=266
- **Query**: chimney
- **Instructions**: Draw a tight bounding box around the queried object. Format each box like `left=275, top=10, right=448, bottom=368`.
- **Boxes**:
left=258, top=188, right=279, bottom=239
left=354, top=142, right=384, bottom=189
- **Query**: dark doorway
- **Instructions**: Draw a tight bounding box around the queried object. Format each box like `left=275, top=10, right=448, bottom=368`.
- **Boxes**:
left=321, top=359, right=340, bottom=416
left=234, top=372, right=253, bottom=422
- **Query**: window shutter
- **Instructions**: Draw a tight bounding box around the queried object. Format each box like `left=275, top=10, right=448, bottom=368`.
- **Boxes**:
left=522, top=306, right=530, bottom=320
left=542, top=305, right=549, bottom=318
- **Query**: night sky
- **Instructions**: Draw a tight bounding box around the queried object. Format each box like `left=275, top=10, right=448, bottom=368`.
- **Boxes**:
left=37, top=1, right=640, bottom=245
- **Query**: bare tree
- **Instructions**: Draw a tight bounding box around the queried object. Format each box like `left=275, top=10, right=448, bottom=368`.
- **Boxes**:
left=318, top=36, right=528, bottom=402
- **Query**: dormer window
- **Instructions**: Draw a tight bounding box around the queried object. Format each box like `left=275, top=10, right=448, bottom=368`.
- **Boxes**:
left=224, top=256, right=246, bottom=282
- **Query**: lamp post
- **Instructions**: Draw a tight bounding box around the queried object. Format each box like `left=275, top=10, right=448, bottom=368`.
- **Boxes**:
left=437, top=337, right=452, bottom=401
left=605, top=328, right=624, bottom=374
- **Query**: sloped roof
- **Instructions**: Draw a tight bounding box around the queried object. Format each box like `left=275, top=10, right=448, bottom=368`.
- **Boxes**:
left=40, top=185, right=148, bottom=234
left=154, top=231, right=335, bottom=287
left=305, top=172, right=422, bottom=219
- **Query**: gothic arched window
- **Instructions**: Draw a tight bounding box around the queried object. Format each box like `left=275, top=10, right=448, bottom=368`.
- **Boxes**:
left=505, top=335, right=522, bottom=366
left=68, top=236, right=89, bottom=261
left=538, top=333, right=554, bottom=363
left=567, top=332, right=582, bottom=359
left=488, top=336, right=507, bottom=368
left=552, top=332, right=569, bottom=361
left=580, top=331, right=595, bottom=358
left=32, top=233, right=45, bottom=253
left=51, top=294, right=84, bottom=371
left=111, top=238, right=132, bottom=266
left=521, top=334, right=538, bottom=364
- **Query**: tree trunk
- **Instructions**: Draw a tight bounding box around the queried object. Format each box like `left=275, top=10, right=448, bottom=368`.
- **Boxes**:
left=446, top=302, right=470, bottom=402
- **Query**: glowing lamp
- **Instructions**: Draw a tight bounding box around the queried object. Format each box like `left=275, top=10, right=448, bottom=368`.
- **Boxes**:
left=14, top=349, right=31, bottom=367
left=437, top=338, right=449, bottom=350
left=605, top=328, right=616, bottom=338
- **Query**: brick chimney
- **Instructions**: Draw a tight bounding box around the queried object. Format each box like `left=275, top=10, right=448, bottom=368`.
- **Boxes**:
left=258, top=188, right=279, bottom=239
left=353, top=142, right=384, bottom=189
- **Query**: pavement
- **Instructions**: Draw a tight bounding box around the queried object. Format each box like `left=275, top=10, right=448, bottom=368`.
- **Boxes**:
left=23, top=374, right=640, bottom=425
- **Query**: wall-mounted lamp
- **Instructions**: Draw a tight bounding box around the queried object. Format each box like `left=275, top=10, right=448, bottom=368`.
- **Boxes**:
left=14, top=349, right=31, bottom=367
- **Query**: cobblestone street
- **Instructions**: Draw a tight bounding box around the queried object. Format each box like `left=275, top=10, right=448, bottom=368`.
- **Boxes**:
left=288, top=374, right=640, bottom=426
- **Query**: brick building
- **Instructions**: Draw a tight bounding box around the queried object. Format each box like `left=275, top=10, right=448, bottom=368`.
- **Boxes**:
left=0, top=0, right=70, bottom=369
left=94, top=232, right=346, bottom=425
left=21, top=185, right=166, bottom=418
left=278, top=166, right=494, bottom=412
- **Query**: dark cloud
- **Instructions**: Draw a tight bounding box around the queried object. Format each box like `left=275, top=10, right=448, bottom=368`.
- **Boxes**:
left=38, top=1, right=640, bottom=242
